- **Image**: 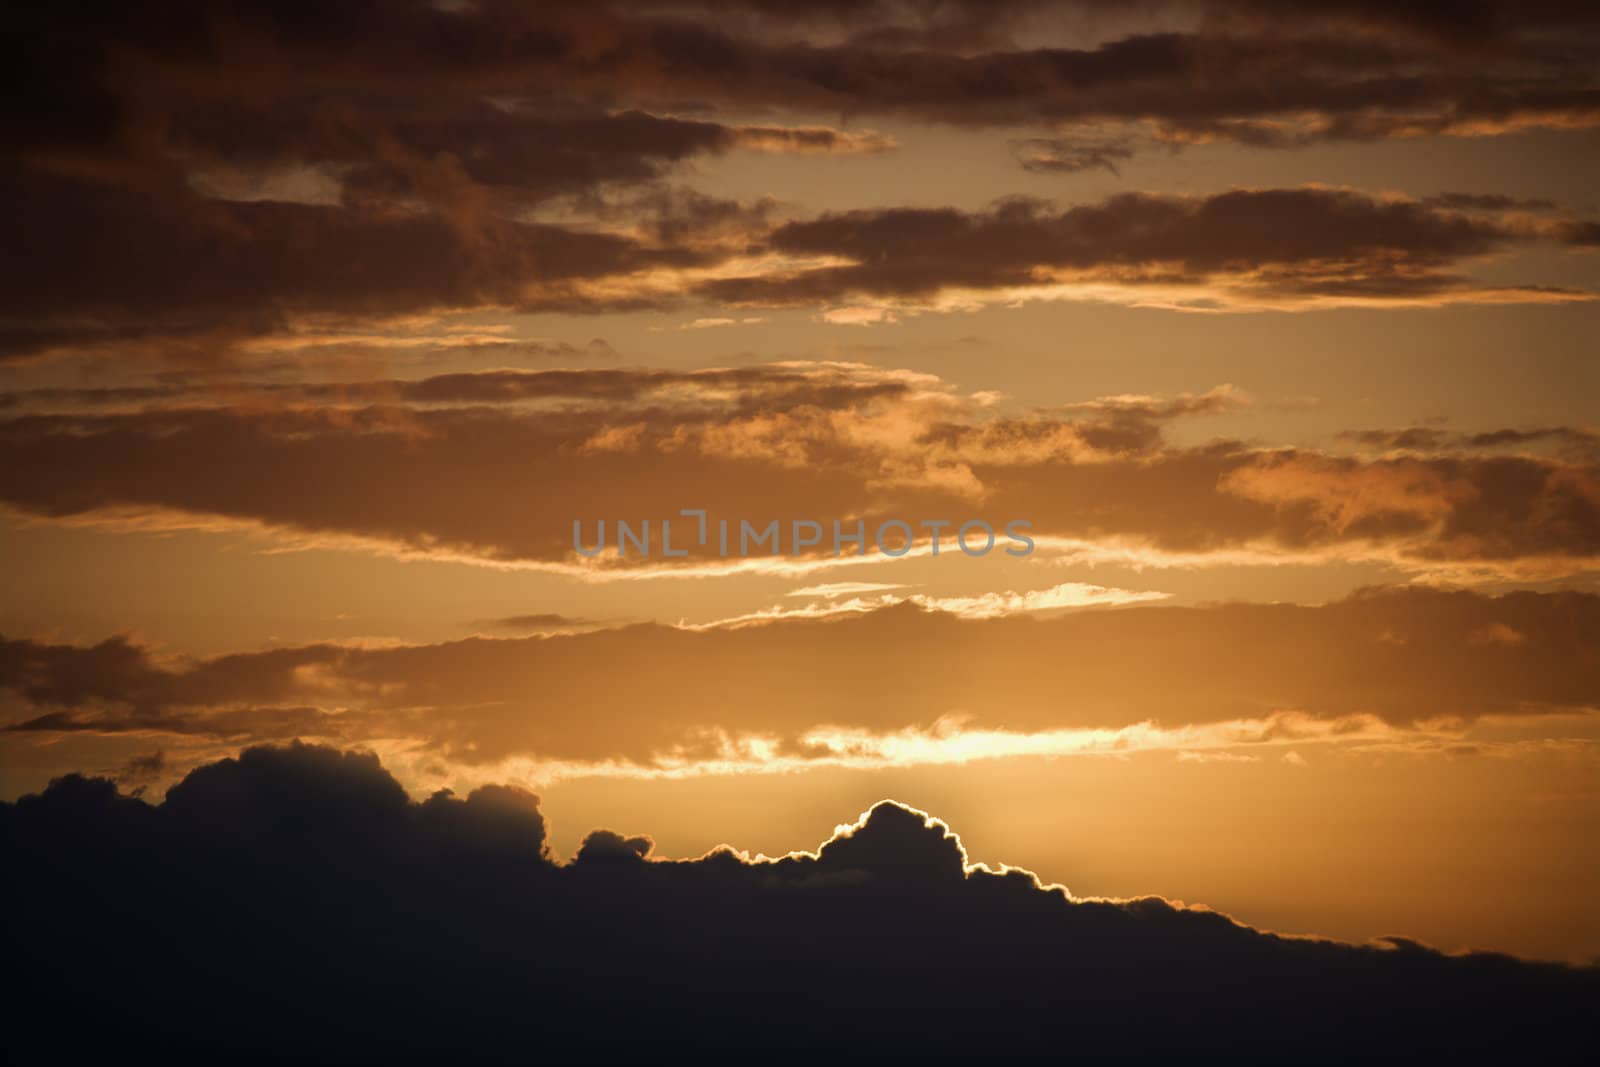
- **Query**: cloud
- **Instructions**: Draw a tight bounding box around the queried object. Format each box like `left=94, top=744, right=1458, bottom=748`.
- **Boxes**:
left=574, top=827, right=656, bottom=864
left=0, top=364, right=1591, bottom=578
left=118, top=749, right=167, bottom=784
left=9, top=0, right=1595, bottom=363
left=703, top=188, right=1599, bottom=312
left=0, top=165, right=709, bottom=364
left=478, top=613, right=597, bottom=633
left=820, top=305, right=900, bottom=325
left=1011, top=135, right=1138, bottom=176
left=26, top=1, right=1593, bottom=154
left=694, top=580, right=1170, bottom=627
left=1177, top=749, right=1259, bottom=763
left=3, top=741, right=1594, bottom=1062
left=729, top=125, right=895, bottom=155
left=1339, top=425, right=1600, bottom=462
left=679, top=316, right=766, bottom=329
left=3, top=588, right=1596, bottom=775
left=786, top=581, right=908, bottom=597
left=1423, top=192, right=1561, bottom=212
left=173, top=100, right=865, bottom=210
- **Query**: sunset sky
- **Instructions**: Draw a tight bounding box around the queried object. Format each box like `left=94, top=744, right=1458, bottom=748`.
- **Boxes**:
left=3, top=0, right=1598, bottom=973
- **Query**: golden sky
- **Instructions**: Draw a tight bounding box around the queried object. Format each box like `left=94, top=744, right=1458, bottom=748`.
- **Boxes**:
left=2, top=0, right=1597, bottom=968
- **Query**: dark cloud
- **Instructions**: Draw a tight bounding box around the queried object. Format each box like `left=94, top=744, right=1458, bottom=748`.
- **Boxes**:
left=1340, top=425, right=1600, bottom=461
left=1010, top=135, right=1137, bottom=176
left=118, top=749, right=166, bottom=784
left=4, top=588, right=1596, bottom=768
left=703, top=188, right=1596, bottom=307
left=1424, top=192, right=1560, bottom=212
left=41, top=0, right=1581, bottom=140
left=574, top=827, right=657, bottom=864
left=0, top=165, right=706, bottom=363
left=175, top=100, right=884, bottom=210
left=3, top=741, right=1594, bottom=1063
left=2, top=4, right=915, bottom=361
left=481, top=613, right=595, bottom=633
left=1561, top=219, right=1600, bottom=246
left=5, top=2, right=1596, bottom=359
left=1342, top=427, right=1456, bottom=451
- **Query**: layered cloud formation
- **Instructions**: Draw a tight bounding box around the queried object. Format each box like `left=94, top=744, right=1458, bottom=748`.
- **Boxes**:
left=6, top=1, right=1600, bottom=366
left=2, top=2, right=1599, bottom=1020
left=16, top=2, right=1600, bottom=158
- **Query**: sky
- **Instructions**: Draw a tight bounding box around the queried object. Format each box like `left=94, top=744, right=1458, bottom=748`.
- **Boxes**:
left=2, top=0, right=1598, bottom=983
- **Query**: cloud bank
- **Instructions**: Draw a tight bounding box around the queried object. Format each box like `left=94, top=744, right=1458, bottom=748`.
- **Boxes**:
left=0, top=364, right=1593, bottom=579
left=4, top=588, right=1596, bottom=779
left=4, top=741, right=1594, bottom=1063
left=7, top=1, right=1599, bottom=363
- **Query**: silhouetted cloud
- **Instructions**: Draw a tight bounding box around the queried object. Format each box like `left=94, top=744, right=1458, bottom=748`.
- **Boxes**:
left=3, top=741, right=1594, bottom=1063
